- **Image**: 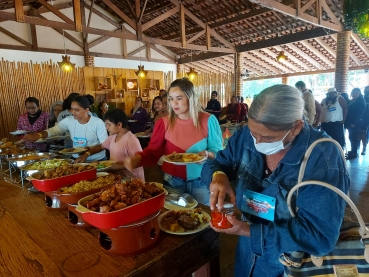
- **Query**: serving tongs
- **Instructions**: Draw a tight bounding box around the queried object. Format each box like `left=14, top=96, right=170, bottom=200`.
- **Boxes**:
left=165, top=193, right=194, bottom=207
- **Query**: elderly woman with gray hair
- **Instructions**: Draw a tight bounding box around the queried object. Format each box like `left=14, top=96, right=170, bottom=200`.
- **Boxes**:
left=202, top=84, right=349, bottom=277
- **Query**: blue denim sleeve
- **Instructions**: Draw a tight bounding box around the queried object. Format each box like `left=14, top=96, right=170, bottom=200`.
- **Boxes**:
left=250, top=143, right=350, bottom=256
left=207, top=114, right=223, bottom=155
left=201, top=128, right=242, bottom=186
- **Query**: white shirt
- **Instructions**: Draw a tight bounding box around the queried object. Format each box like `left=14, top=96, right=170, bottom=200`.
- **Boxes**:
left=321, top=98, right=343, bottom=123
left=47, top=116, right=108, bottom=160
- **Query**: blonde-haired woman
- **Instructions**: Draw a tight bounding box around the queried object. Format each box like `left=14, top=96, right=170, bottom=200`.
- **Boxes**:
left=124, top=77, right=222, bottom=204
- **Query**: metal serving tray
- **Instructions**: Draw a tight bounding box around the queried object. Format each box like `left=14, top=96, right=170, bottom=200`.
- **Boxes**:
left=7, top=152, right=54, bottom=167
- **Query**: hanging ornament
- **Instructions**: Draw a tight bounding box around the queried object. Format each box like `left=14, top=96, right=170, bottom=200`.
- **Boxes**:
left=135, top=65, right=148, bottom=78
left=57, top=55, right=75, bottom=71
left=187, top=67, right=198, bottom=80
left=276, top=51, right=288, bottom=62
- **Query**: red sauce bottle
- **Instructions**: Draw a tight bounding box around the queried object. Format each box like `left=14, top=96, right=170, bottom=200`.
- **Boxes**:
left=211, top=202, right=234, bottom=229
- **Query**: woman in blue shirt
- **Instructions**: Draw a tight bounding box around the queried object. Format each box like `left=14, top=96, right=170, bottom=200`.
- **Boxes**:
left=202, top=84, right=350, bottom=277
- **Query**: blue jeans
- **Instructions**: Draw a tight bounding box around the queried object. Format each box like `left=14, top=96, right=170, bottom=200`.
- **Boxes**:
left=163, top=174, right=210, bottom=205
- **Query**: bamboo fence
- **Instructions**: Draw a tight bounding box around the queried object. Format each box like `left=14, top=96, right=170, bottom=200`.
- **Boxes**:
left=177, top=71, right=234, bottom=108
left=0, top=59, right=85, bottom=141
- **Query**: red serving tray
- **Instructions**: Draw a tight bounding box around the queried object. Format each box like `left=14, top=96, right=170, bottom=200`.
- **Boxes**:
left=56, top=174, right=121, bottom=204
left=30, top=167, right=97, bottom=192
left=76, top=183, right=166, bottom=229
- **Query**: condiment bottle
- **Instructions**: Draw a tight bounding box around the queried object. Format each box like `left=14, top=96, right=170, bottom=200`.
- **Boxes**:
left=211, top=202, right=234, bottom=229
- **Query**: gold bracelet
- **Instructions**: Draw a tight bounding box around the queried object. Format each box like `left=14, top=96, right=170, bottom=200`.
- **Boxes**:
left=212, top=171, right=226, bottom=178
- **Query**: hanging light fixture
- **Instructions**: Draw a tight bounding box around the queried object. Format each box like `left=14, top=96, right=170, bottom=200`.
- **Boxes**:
left=276, top=51, right=288, bottom=62
left=344, top=0, right=369, bottom=38
left=186, top=51, right=198, bottom=80
left=135, top=43, right=148, bottom=78
left=57, top=30, right=75, bottom=71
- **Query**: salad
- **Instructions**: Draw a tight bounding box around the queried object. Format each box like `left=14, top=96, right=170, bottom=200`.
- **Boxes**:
left=23, top=159, right=70, bottom=170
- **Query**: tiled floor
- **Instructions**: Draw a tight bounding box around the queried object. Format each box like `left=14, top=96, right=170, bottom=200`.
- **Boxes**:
left=144, top=145, right=369, bottom=277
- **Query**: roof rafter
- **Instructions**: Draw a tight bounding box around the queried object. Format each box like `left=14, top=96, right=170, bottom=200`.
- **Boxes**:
left=286, top=42, right=324, bottom=70
left=299, top=40, right=335, bottom=68
left=262, top=47, right=301, bottom=72
left=274, top=45, right=312, bottom=71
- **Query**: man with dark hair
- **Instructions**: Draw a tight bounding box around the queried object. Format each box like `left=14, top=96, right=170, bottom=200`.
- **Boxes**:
left=295, top=81, right=321, bottom=127
left=205, top=91, right=222, bottom=119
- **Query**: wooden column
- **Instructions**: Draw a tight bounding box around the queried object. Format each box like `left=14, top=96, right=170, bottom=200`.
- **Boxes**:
left=85, top=55, right=94, bottom=67
left=282, top=76, right=288, bottom=84
left=334, top=31, right=351, bottom=94
left=177, top=63, right=182, bottom=78
left=235, top=53, right=243, bottom=96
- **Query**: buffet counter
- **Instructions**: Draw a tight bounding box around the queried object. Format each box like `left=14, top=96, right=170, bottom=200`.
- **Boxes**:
left=0, top=179, right=220, bottom=277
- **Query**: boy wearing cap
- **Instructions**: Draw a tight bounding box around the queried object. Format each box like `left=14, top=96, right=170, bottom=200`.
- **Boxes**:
left=321, top=88, right=348, bottom=148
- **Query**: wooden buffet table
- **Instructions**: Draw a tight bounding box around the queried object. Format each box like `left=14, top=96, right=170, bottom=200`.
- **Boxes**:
left=0, top=178, right=220, bottom=277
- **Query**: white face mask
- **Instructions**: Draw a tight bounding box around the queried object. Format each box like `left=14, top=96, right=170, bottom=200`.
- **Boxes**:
left=251, top=130, right=293, bottom=155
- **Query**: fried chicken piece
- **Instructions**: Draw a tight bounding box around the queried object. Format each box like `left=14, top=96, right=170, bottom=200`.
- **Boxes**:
left=177, top=214, right=200, bottom=230
left=114, top=202, right=127, bottom=210
left=99, top=206, right=110, bottom=213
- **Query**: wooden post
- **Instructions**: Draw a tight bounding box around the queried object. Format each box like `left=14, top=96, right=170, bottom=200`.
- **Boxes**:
left=73, top=0, right=83, bottom=32
left=13, top=0, right=25, bottom=22
left=282, top=76, right=288, bottom=84
left=28, top=9, right=38, bottom=51
left=135, top=0, right=142, bottom=41
left=235, top=53, right=243, bottom=96
left=334, top=31, right=351, bottom=94
left=180, top=3, right=186, bottom=48
left=206, top=25, right=211, bottom=51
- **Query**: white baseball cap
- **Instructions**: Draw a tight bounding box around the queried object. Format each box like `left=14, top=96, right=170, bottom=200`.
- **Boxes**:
left=327, top=88, right=337, bottom=93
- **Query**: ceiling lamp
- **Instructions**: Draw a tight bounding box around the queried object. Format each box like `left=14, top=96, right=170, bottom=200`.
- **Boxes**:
left=58, top=55, right=75, bottom=71
left=344, top=0, right=369, bottom=38
left=58, top=30, right=75, bottom=71
left=187, top=50, right=197, bottom=80
left=135, top=65, right=148, bottom=78
left=187, top=67, right=198, bottom=80
left=276, top=51, right=288, bottom=62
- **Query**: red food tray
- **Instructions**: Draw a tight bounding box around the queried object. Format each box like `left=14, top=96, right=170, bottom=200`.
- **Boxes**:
left=29, top=167, right=97, bottom=192
left=57, top=174, right=121, bottom=204
left=76, top=183, right=166, bottom=229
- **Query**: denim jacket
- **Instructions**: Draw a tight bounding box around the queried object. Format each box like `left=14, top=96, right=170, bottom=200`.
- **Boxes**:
left=202, top=122, right=350, bottom=276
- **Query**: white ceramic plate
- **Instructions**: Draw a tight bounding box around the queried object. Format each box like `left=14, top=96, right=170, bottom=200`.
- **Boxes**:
left=158, top=210, right=210, bottom=235
left=59, top=147, right=88, bottom=154
left=163, top=153, right=207, bottom=165
left=135, top=132, right=150, bottom=138
left=96, top=161, right=115, bottom=172
left=10, top=130, right=29, bottom=135
left=164, top=199, right=198, bottom=211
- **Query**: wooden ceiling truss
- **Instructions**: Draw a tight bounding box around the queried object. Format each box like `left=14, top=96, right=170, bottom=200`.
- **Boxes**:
left=0, top=0, right=367, bottom=78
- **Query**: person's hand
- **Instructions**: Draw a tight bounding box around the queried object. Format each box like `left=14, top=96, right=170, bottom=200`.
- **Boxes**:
left=210, top=173, right=236, bottom=211
left=23, top=133, right=40, bottom=142
left=123, top=154, right=141, bottom=173
left=74, top=153, right=87, bottom=164
left=110, top=162, right=124, bottom=171
left=210, top=215, right=250, bottom=237
left=196, top=150, right=209, bottom=164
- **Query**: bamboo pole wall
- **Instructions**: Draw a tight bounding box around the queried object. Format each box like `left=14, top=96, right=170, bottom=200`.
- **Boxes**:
left=0, top=59, right=85, bottom=141
left=177, top=71, right=234, bottom=108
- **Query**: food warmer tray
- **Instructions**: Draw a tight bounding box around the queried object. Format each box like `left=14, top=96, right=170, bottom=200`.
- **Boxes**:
left=77, top=182, right=166, bottom=229
left=0, top=148, right=35, bottom=158
left=7, top=152, right=54, bottom=167
left=19, top=158, right=73, bottom=176
left=57, top=173, right=121, bottom=204
left=29, top=163, right=97, bottom=192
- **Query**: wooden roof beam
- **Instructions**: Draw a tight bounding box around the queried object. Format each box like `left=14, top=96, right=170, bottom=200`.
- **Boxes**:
left=142, top=6, right=179, bottom=31
left=254, top=49, right=292, bottom=73
left=248, top=0, right=343, bottom=31
left=299, top=40, right=335, bottom=68
left=285, top=42, right=324, bottom=70
left=188, top=62, right=213, bottom=74
left=36, top=0, right=74, bottom=24
left=244, top=53, right=281, bottom=75
left=84, top=2, right=121, bottom=29
left=220, top=55, right=265, bottom=75
left=243, top=59, right=269, bottom=75
left=0, top=26, right=32, bottom=47
left=149, top=44, right=176, bottom=62
left=328, top=35, right=362, bottom=66
left=196, top=61, right=229, bottom=73
left=100, top=0, right=136, bottom=30
left=204, top=59, right=234, bottom=72
left=351, top=33, right=369, bottom=59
